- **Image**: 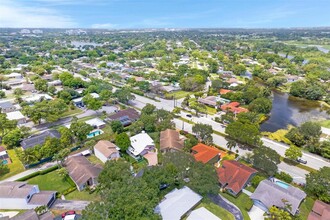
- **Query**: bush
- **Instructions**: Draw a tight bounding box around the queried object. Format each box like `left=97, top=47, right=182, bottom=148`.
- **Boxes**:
left=17, top=165, right=59, bottom=181
left=251, top=175, right=267, bottom=188
left=245, top=198, right=254, bottom=211
left=275, top=171, right=293, bottom=183
left=61, top=186, right=77, bottom=196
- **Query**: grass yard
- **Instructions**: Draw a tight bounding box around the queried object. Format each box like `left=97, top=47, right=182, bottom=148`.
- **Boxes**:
left=318, top=119, right=330, bottom=128
left=298, top=196, right=315, bottom=220
left=220, top=192, right=252, bottom=220
left=206, top=106, right=217, bottom=115
left=86, top=155, right=103, bottom=166
left=65, top=190, right=101, bottom=201
left=0, top=149, right=25, bottom=180
left=60, top=107, right=83, bottom=118
left=27, top=170, right=72, bottom=193
left=171, top=90, right=192, bottom=99
left=195, top=201, right=235, bottom=220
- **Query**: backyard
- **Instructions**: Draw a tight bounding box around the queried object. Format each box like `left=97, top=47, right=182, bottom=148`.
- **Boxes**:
left=65, top=190, right=101, bottom=201
left=195, top=200, right=235, bottom=220
left=0, top=149, right=25, bottom=180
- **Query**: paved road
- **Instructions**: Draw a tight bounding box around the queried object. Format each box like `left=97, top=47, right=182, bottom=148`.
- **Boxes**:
left=52, top=200, right=90, bottom=211
left=209, top=194, right=243, bottom=220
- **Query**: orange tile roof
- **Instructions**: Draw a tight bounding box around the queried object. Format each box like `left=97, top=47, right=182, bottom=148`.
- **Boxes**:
left=219, top=89, right=233, bottom=95
left=220, top=102, right=248, bottom=114
left=191, top=143, right=227, bottom=164
left=217, top=160, right=257, bottom=194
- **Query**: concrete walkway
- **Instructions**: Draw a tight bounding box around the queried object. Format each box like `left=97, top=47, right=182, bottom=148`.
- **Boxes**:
left=248, top=205, right=265, bottom=220
left=242, top=189, right=253, bottom=196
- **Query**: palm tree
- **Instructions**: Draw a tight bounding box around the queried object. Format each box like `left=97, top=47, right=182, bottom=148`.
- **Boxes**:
left=226, top=139, right=236, bottom=151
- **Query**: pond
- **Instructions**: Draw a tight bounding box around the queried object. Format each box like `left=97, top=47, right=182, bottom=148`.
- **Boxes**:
left=260, top=91, right=330, bottom=132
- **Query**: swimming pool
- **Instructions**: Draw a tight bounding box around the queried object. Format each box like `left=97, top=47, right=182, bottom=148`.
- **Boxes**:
left=275, top=180, right=290, bottom=189
left=87, top=129, right=103, bottom=138
left=1, top=160, right=8, bottom=165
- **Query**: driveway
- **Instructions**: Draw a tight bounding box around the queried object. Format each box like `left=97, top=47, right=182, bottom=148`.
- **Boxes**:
left=52, top=200, right=90, bottom=211
left=209, top=194, right=243, bottom=220
left=248, top=205, right=265, bottom=220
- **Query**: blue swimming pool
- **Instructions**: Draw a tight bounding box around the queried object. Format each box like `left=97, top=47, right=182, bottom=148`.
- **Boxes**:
left=1, top=160, right=8, bottom=165
left=276, top=181, right=290, bottom=189
left=87, top=129, right=103, bottom=138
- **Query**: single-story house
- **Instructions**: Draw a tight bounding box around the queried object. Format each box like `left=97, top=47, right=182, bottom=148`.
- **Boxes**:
left=187, top=207, right=220, bottom=220
left=10, top=209, right=54, bottom=220
left=219, top=89, right=233, bottom=95
left=94, top=140, right=120, bottom=163
left=0, top=101, right=16, bottom=113
left=191, top=143, right=226, bottom=164
left=47, top=80, right=62, bottom=87
left=6, top=111, right=26, bottom=124
left=250, top=179, right=307, bottom=215
left=217, top=160, right=257, bottom=196
left=72, top=92, right=99, bottom=107
left=64, top=156, right=103, bottom=191
left=308, top=200, right=330, bottom=220
left=160, top=129, right=184, bottom=153
left=127, top=132, right=155, bottom=159
left=85, top=118, right=106, bottom=129
left=107, top=108, right=140, bottom=126
left=198, top=96, right=217, bottom=107
left=25, top=94, right=53, bottom=103
left=21, top=83, right=36, bottom=92
left=155, top=186, right=202, bottom=220
left=220, top=102, right=248, bottom=114
left=21, top=130, right=61, bottom=150
left=0, top=181, right=56, bottom=209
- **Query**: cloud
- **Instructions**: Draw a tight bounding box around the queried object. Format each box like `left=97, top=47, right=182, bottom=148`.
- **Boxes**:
left=0, top=0, right=77, bottom=28
left=91, top=23, right=117, bottom=29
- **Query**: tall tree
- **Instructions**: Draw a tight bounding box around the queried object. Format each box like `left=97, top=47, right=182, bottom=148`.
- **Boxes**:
left=192, top=123, right=213, bottom=145
left=305, top=167, right=330, bottom=203
left=252, top=146, right=281, bottom=176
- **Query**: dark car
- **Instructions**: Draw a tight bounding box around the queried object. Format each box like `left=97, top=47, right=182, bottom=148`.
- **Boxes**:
left=159, top=183, right=170, bottom=190
left=186, top=114, right=192, bottom=118
left=62, top=211, right=76, bottom=218
left=296, top=158, right=307, bottom=164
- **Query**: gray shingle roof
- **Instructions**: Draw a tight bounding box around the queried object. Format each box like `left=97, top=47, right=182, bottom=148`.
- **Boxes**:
left=21, top=130, right=61, bottom=150
left=250, top=180, right=306, bottom=215
left=0, top=101, right=14, bottom=110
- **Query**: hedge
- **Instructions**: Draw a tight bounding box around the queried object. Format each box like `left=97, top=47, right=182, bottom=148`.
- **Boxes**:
left=17, top=165, right=59, bottom=181
left=61, top=186, right=77, bottom=196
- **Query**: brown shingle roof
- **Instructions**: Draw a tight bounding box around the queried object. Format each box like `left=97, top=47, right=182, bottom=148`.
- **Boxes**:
left=308, top=200, right=330, bottom=220
left=28, top=191, right=56, bottom=205
left=108, top=108, right=140, bottom=121
left=160, top=129, right=184, bottom=151
left=65, top=156, right=102, bottom=187
left=94, top=140, right=119, bottom=158
left=0, top=182, right=33, bottom=198
left=217, top=160, right=257, bottom=194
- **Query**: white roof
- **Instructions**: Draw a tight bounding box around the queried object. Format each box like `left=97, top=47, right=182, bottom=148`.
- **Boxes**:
left=6, top=111, right=25, bottom=120
left=90, top=93, right=100, bottom=98
left=187, top=207, right=220, bottom=220
left=129, top=132, right=154, bottom=156
left=25, top=94, right=53, bottom=102
left=85, top=118, right=105, bottom=127
left=155, top=186, right=202, bottom=220
left=0, top=151, right=8, bottom=157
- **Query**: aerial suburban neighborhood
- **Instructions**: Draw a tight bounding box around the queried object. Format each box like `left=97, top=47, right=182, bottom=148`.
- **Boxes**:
left=0, top=2, right=330, bottom=219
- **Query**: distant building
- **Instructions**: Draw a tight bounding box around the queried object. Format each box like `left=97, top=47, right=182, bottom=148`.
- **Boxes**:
left=107, top=108, right=140, bottom=126
left=0, top=181, right=56, bottom=209
left=21, top=130, right=61, bottom=150
left=155, top=186, right=202, bottom=220
left=0, top=101, right=16, bottom=113
left=93, top=140, right=120, bottom=163
left=220, top=102, right=248, bottom=114
left=6, top=111, right=26, bottom=125
left=64, top=156, right=103, bottom=191
left=160, top=129, right=184, bottom=153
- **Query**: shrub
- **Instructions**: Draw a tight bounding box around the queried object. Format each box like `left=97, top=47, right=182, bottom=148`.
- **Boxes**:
left=17, top=165, right=59, bottom=181
left=275, top=171, right=293, bottom=183
left=245, top=198, right=254, bottom=211
left=61, top=186, right=77, bottom=196
left=251, top=175, right=267, bottom=188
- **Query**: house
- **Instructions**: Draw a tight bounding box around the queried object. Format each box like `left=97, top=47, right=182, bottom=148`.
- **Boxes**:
left=220, top=102, right=248, bottom=114
left=308, top=200, right=330, bottom=220
left=85, top=118, right=106, bottom=129
left=0, top=146, right=10, bottom=164
left=21, top=83, right=36, bottom=93
left=160, top=129, right=184, bottom=153
left=187, top=207, right=220, bottom=220
left=64, top=156, right=103, bottom=191
left=0, top=101, right=16, bottom=113
left=10, top=209, right=54, bottom=220
left=219, top=89, right=232, bottom=95
left=0, top=181, right=56, bottom=209
left=72, top=93, right=99, bottom=107
left=198, top=96, right=217, bottom=107
left=94, top=140, right=120, bottom=163
left=191, top=143, right=226, bottom=164
left=127, top=132, right=155, bottom=159
left=217, top=160, right=257, bottom=196
left=108, top=108, right=140, bottom=126
left=25, top=94, right=53, bottom=103
left=154, top=186, right=202, bottom=220
left=250, top=180, right=307, bottom=215
left=21, top=130, right=61, bottom=150
left=6, top=111, right=26, bottom=124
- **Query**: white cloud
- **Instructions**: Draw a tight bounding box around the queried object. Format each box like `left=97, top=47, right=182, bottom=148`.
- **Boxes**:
left=0, top=0, right=77, bottom=28
left=91, top=23, right=117, bottom=29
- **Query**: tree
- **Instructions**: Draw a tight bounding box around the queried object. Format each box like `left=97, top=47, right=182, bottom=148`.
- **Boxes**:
left=83, top=94, right=102, bottom=110
left=70, top=118, right=93, bottom=143
left=266, top=206, right=292, bottom=220
left=248, top=97, right=272, bottom=114
left=0, top=91, right=5, bottom=99
left=113, top=88, right=135, bottom=104
left=13, top=88, right=24, bottom=97
left=285, top=128, right=305, bottom=147
left=58, top=127, right=74, bottom=147
left=34, top=78, right=48, bottom=92
left=53, top=148, right=71, bottom=167
left=192, top=123, right=213, bottom=145
left=252, top=146, right=280, bottom=176
left=57, top=167, right=69, bottom=180
left=285, top=145, right=302, bottom=160
left=2, top=129, right=23, bottom=149
left=225, top=121, right=261, bottom=147
left=115, top=133, right=131, bottom=151
left=299, top=121, right=321, bottom=141
left=0, top=164, right=9, bottom=176
left=110, top=120, right=124, bottom=134
left=0, top=112, right=17, bottom=139
left=99, top=90, right=112, bottom=101
left=305, top=167, right=330, bottom=202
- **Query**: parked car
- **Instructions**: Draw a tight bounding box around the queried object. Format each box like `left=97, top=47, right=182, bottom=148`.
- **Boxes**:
left=186, top=114, right=192, bottom=118
left=296, top=158, right=307, bottom=164
left=62, top=210, right=76, bottom=218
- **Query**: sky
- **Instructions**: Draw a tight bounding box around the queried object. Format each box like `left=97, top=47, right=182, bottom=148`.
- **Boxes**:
left=1, top=0, right=330, bottom=29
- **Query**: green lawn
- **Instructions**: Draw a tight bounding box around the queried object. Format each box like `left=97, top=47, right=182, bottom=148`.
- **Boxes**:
left=206, top=106, right=217, bottom=115
left=220, top=192, right=252, bottom=220
left=298, top=197, right=315, bottom=220
left=171, top=90, right=192, bottom=99
left=0, top=149, right=25, bottom=180
left=195, top=201, right=235, bottom=220
left=27, top=170, right=72, bottom=193
left=318, top=119, right=330, bottom=128
left=86, top=155, right=103, bottom=166
left=65, top=190, right=101, bottom=201
left=60, top=107, right=83, bottom=118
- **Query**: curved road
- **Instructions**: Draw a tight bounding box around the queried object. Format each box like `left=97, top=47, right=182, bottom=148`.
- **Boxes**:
left=209, top=194, right=243, bottom=220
